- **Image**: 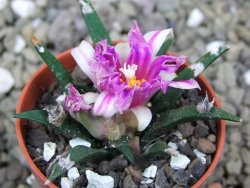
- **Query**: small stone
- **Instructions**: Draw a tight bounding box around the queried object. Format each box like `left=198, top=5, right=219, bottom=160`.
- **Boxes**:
left=177, top=143, right=195, bottom=159
left=189, top=159, right=206, bottom=179
left=244, top=70, right=250, bottom=86
left=243, top=176, right=250, bottom=188
left=187, top=8, right=205, bottom=27
left=23, top=48, right=39, bottom=64
left=110, top=156, right=128, bottom=171
left=86, top=170, right=114, bottom=188
left=11, top=0, right=36, bottom=18
left=0, top=0, right=7, bottom=10
left=43, top=142, right=56, bottom=162
left=0, top=68, right=15, bottom=94
left=197, top=138, right=216, bottom=154
left=164, top=165, right=175, bottom=178
left=69, top=137, right=91, bottom=148
left=240, top=148, right=250, bottom=165
left=123, top=175, right=137, bottom=188
left=6, top=161, right=22, bottom=180
left=195, top=124, right=209, bottom=138
left=67, top=167, right=80, bottom=181
left=155, top=170, right=169, bottom=188
left=26, top=174, right=40, bottom=187
left=173, top=170, right=191, bottom=186
left=170, top=152, right=191, bottom=170
left=27, top=128, right=50, bottom=149
left=142, top=165, right=157, bottom=179
left=168, top=142, right=178, bottom=150
left=108, top=171, right=120, bottom=188
left=177, top=123, right=194, bottom=138
left=226, top=157, right=242, bottom=175
left=156, top=0, right=179, bottom=12
left=61, top=177, right=73, bottom=188
left=98, top=161, right=111, bottom=175
left=207, top=134, right=216, bottom=143
left=193, top=149, right=206, bottom=164
left=0, top=168, right=7, bottom=184
left=14, top=35, right=26, bottom=53
left=140, top=178, right=153, bottom=184
left=125, top=165, right=143, bottom=182
left=1, top=181, right=16, bottom=188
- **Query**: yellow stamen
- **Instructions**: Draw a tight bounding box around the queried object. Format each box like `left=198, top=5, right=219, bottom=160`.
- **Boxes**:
left=127, top=76, right=145, bottom=88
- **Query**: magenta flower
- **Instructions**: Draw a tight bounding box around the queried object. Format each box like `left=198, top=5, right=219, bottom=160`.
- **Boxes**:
left=71, top=21, right=199, bottom=119
left=64, top=83, right=98, bottom=118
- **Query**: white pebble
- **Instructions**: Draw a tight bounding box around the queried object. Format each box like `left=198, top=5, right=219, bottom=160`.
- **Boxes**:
left=193, top=149, right=206, bottom=158
left=140, top=178, right=154, bottom=184
left=206, top=41, right=225, bottom=55
left=168, top=142, right=178, bottom=150
left=86, top=170, right=114, bottom=188
left=0, top=68, right=15, bottom=94
left=244, top=70, right=250, bottom=86
left=67, top=167, right=80, bottom=181
left=0, top=0, right=8, bottom=10
left=69, top=137, right=91, bottom=148
left=170, top=152, right=191, bottom=170
left=61, top=177, right=73, bottom=188
left=187, top=8, right=205, bottom=27
left=179, top=139, right=187, bottom=146
left=11, top=0, right=36, bottom=18
left=142, top=164, right=157, bottom=178
left=43, top=142, right=56, bottom=162
left=193, top=149, right=207, bottom=164
left=173, top=131, right=183, bottom=139
left=14, top=35, right=26, bottom=53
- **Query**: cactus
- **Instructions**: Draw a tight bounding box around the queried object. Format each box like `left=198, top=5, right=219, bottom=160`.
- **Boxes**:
left=14, top=0, right=242, bottom=186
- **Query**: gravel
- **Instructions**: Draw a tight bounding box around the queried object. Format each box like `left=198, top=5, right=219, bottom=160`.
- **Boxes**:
left=0, top=0, right=248, bottom=187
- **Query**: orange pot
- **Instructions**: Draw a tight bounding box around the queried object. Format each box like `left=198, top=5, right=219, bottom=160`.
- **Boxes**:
left=16, top=49, right=225, bottom=188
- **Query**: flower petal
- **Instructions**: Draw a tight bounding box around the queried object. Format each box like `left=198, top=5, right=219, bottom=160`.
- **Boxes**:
left=115, top=42, right=130, bottom=63
left=93, top=91, right=118, bottom=118
left=71, top=40, right=96, bottom=85
left=144, top=28, right=174, bottom=56
left=130, top=106, right=152, bottom=132
left=147, top=55, right=186, bottom=80
left=126, top=21, right=152, bottom=79
left=168, top=79, right=200, bottom=90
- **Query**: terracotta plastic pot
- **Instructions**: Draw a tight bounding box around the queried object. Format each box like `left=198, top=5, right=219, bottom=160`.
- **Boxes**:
left=16, top=49, right=225, bottom=188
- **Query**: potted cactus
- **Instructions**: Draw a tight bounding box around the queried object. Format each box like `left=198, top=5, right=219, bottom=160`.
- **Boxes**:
left=15, top=1, right=241, bottom=188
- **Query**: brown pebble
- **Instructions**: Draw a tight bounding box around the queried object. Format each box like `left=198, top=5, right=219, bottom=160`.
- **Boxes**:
left=207, top=134, right=216, bottom=143
left=197, top=138, right=216, bottom=154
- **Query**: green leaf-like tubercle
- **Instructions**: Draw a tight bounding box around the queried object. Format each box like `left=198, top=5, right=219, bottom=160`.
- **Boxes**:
left=31, top=36, right=73, bottom=91
left=151, top=46, right=229, bottom=114
left=156, top=37, right=174, bottom=56
left=143, top=141, right=168, bottom=158
left=79, top=0, right=112, bottom=45
left=14, top=110, right=93, bottom=142
left=141, top=105, right=241, bottom=146
left=108, top=136, right=135, bottom=165
left=48, top=146, right=108, bottom=182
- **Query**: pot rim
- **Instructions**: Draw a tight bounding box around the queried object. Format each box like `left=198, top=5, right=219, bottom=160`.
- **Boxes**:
left=16, top=49, right=225, bottom=188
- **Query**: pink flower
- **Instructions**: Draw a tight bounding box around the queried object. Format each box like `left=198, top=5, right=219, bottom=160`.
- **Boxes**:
left=64, top=83, right=98, bottom=118
left=70, top=21, right=200, bottom=131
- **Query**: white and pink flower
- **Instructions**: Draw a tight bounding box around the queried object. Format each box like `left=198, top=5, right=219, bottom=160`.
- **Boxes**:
left=65, top=21, right=200, bottom=137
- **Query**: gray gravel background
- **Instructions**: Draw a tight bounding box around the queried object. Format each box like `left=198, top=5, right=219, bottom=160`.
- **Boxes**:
left=0, top=0, right=249, bottom=187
